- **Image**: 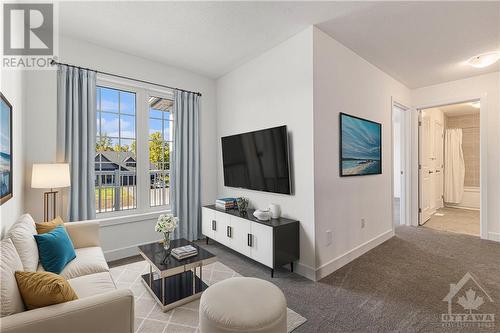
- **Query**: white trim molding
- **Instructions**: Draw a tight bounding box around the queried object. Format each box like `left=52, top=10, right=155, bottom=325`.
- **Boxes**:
left=314, top=229, right=395, bottom=281
left=412, top=93, right=488, bottom=239
left=103, top=238, right=162, bottom=261
left=294, top=262, right=316, bottom=281
left=488, top=232, right=500, bottom=242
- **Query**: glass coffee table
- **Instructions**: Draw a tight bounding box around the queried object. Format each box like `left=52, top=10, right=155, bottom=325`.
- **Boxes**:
left=138, top=238, right=216, bottom=312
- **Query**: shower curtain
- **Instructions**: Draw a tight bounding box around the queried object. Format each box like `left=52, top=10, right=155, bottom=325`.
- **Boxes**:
left=444, top=129, right=465, bottom=203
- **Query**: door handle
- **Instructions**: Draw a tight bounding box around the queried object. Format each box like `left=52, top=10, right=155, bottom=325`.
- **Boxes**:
left=435, top=170, right=441, bottom=173
left=212, top=220, right=216, bottom=231
left=247, top=233, right=253, bottom=247
left=428, top=170, right=434, bottom=174
left=227, top=226, right=232, bottom=238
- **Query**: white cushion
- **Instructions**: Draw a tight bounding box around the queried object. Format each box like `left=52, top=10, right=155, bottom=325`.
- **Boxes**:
left=68, top=272, right=116, bottom=299
left=6, top=214, right=39, bottom=272
left=0, top=239, right=25, bottom=317
left=38, top=246, right=109, bottom=280
left=200, top=277, right=287, bottom=333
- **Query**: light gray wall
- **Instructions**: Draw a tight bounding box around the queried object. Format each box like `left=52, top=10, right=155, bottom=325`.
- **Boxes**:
left=0, top=70, right=25, bottom=236
left=23, top=36, right=218, bottom=259
left=216, top=28, right=316, bottom=279
left=312, top=27, right=411, bottom=279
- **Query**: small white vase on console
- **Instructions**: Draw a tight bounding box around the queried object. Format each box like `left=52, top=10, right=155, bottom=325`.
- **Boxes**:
left=268, top=204, right=281, bottom=219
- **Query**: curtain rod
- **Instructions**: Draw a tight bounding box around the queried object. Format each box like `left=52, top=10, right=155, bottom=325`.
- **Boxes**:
left=50, top=59, right=202, bottom=97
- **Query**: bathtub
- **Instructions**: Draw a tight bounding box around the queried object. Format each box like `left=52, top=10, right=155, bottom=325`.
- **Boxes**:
left=446, top=186, right=480, bottom=210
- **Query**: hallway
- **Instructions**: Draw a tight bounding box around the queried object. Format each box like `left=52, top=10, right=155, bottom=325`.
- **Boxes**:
left=422, top=207, right=480, bottom=236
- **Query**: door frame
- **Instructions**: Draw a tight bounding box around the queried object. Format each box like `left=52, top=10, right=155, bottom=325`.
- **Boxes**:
left=391, top=99, right=411, bottom=227
left=413, top=94, right=488, bottom=239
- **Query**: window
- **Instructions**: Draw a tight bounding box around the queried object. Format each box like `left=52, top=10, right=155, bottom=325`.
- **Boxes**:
left=95, top=87, right=137, bottom=213
left=149, top=96, right=173, bottom=207
left=95, top=80, right=173, bottom=215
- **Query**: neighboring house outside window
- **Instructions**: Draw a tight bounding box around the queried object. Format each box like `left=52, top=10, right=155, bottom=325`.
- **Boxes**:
left=95, top=81, right=173, bottom=215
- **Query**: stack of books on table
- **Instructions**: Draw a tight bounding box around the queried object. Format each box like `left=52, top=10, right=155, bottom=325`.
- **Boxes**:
left=171, top=245, right=198, bottom=260
left=215, top=198, right=237, bottom=210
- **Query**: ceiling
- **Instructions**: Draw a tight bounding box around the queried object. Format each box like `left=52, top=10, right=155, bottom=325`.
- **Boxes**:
left=439, top=102, right=480, bottom=117
left=59, top=2, right=500, bottom=88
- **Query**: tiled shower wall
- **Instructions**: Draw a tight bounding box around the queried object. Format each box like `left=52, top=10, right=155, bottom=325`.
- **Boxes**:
left=446, top=114, right=480, bottom=187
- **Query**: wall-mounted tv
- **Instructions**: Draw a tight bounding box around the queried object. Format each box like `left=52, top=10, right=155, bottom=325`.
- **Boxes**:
left=221, top=125, right=291, bottom=194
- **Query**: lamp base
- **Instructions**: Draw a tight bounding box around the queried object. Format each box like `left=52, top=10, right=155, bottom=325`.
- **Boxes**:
left=43, top=190, right=58, bottom=222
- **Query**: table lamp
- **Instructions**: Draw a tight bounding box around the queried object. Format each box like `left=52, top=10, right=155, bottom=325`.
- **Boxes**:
left=31, top=163, right=70, bottom=222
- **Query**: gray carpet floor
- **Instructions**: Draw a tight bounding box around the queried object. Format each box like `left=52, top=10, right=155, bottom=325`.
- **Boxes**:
left=110, top=226, right=500, bottom=332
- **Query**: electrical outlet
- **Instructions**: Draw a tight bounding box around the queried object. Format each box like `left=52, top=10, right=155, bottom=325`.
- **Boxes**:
left=325, top=230, right=332, bottom=246
left=361, top=218, right=366, bottom=229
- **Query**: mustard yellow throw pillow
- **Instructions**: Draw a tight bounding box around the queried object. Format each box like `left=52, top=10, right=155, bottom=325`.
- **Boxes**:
left=35, top=216, right=64, bottom=234
left=15, top=271, right=78, bottom=310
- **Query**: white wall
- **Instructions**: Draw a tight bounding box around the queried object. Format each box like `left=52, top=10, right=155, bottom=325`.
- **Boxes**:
left=216, top=28, right=316, bottom=279
left=412, top=72, right=500, bottom=240
left=312, top=27, right=411, bottom=279
left=23, top=36, right=218, bottom=259
left=0, top=70, right=25, bottom=236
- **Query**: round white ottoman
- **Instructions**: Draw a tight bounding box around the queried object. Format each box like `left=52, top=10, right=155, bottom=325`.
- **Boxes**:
left=199, top=277, right=287, bottom=333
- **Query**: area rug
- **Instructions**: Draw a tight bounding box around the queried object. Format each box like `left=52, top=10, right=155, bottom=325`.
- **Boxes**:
left=110, top=260, right=307, bottom=333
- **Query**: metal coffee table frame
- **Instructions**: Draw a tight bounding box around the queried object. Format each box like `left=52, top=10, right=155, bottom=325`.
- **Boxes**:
left=138, top=241, right=216, bottom=312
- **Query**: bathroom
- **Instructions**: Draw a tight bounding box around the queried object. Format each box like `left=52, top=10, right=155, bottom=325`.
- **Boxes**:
left=419, top=101, right=480, bottom=236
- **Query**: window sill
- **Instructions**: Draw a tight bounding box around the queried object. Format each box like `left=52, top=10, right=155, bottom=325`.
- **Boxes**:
left=96, top=209, right=171, bottom=228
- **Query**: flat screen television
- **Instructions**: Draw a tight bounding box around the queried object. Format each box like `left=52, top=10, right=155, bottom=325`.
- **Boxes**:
left=221, top=125, right=291, bottom=194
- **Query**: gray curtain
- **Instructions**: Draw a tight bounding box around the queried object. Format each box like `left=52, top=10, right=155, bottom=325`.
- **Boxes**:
left=171, top=90, right=201, bottom=241
left=56, top=65, right=97, bottom=221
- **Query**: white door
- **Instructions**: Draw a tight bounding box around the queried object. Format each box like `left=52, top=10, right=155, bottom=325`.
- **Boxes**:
left=434, top=122, right=444, bottom=209
left=419, top=111, right=432, bottom=223
left=215, top=211, right=231, bottom=248
left=250, top=222, right=273, bottom=268
left=230, top=216, right=251, bottom=257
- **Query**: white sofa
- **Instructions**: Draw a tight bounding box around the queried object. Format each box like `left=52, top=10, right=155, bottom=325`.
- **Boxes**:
left=0, top=214, right=134, bottom=333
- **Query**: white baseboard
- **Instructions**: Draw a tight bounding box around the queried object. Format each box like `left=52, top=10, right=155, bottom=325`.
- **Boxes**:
left=103, top=238, right=162, bottom=262
left=314, top=229, right=395, bottom=281
left=294, top=262, right=316, bottom=281
left=488, top=232, right=500, bottom=242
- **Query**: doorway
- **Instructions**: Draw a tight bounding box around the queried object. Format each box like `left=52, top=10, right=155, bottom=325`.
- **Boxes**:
left=393, top=102, right=409, bottom=226
left=418, top=101, right=480, bottom=236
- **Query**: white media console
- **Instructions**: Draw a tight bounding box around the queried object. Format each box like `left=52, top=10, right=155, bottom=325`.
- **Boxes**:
left=201, top=205, right=299, bottom=277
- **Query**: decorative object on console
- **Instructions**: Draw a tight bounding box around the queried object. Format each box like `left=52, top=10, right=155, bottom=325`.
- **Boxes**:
left=155, top=213, right=178, bottom=250
left=0, top=92, right=13, bottom=205
left=269, top=203, right=281, bottom=219
left=215, top=197, right=237, bottom=210
left=253, top=209, right=272, bottom=221
left=339, top=113, right=382, bottom=177
left=236, top=197, right=249, bottom=214
left=31, top=163, right=71, bottom=222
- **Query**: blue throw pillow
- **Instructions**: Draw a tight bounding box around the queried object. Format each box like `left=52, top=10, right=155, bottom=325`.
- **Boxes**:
left=34, top=225, right=76, bottom=274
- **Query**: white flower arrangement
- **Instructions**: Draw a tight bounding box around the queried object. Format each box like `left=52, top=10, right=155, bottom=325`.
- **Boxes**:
left=155, top=214, right=178, bottom=234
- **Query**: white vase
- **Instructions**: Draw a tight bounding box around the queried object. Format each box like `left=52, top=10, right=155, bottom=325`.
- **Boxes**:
left=269, top=204, right=281, bottom=219
left=163, top=232, right=171, bottom=250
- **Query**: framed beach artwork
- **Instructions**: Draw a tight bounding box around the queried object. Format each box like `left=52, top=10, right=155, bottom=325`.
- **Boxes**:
left=339, top=112, right=382, bottom=177
left=1, top=92, right=13, bottom=205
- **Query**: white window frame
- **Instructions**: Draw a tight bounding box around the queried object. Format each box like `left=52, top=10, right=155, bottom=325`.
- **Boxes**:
left=96, top=75, right=174, bottom=219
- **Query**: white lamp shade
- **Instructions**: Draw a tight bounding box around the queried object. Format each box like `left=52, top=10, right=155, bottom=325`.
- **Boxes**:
left=31, top=164, right=71, bottom=189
